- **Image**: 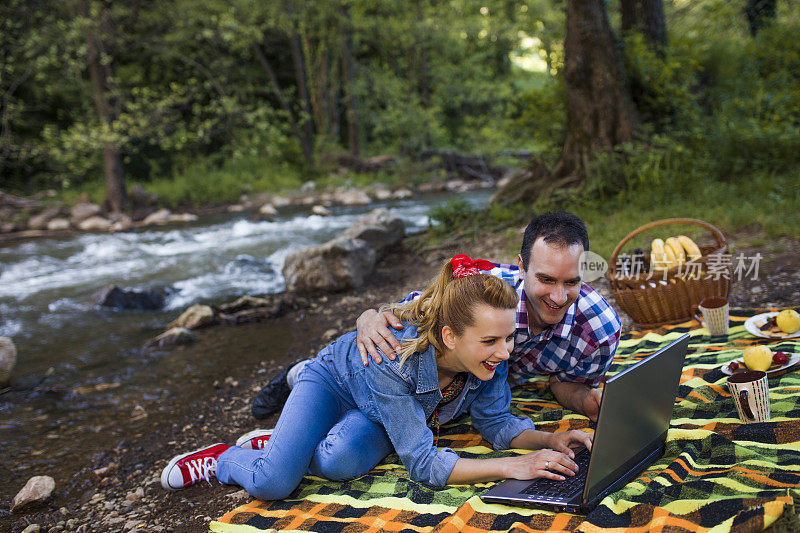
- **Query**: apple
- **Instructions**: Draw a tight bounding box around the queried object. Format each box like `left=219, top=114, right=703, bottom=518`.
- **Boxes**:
left=743, top=345, right=772, bottom=372
left=776, top=309, right=800, bottom=334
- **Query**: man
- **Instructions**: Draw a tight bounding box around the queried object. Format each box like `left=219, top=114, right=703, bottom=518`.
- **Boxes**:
left=254, top=210, right=621, bottom=421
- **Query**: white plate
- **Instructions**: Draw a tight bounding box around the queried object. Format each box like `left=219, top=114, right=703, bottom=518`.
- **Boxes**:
left=721, top=352, right=800, bottom=376
left=744, top=312, right=800, bottom=339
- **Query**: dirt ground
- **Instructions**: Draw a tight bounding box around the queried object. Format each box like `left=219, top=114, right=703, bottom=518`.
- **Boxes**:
left=6, top=230, right=799, bottom=533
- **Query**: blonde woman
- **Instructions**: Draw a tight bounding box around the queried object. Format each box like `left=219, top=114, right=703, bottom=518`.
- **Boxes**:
left=161, top=255, right=592, bottom=499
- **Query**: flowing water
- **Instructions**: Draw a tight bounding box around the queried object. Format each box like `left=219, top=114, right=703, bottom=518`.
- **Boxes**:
left=0, top=191, right=490, bottom=512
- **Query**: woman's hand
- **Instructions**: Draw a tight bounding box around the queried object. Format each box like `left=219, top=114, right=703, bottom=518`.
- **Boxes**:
left=502, top=449, right=580, bottom=481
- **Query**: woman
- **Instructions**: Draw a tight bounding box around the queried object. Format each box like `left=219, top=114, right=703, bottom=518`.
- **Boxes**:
left=161, top=255, right=593, bottom=499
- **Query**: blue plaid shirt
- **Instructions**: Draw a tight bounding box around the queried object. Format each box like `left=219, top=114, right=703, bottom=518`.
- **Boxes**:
left=403, top=262, right=621, bottom=387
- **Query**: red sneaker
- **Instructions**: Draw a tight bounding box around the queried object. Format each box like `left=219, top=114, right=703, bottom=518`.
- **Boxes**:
left=235, top=429, right=274, bottom=450
left=160, top=443, right=230, bottom=490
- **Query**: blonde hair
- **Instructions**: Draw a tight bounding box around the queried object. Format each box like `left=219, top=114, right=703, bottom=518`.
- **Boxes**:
left=387, top=261, right=518, bottom=365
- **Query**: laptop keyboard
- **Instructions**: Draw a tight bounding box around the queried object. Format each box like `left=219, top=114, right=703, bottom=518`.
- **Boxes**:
left=520, top=448, right=591, bottom=499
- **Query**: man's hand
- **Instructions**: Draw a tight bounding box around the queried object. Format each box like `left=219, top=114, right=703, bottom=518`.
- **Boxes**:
left=356, top=309, right=403, bottom=366
left=547, top=429, right=593, bottom=454
left=548, top=375, right=603, bottom=422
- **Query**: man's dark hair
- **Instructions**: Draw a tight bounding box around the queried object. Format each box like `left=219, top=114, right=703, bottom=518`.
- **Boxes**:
left=519, top=211, right=589, bottom=270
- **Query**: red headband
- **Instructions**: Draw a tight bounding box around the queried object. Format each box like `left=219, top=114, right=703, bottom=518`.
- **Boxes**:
left=451, top=254, right=494, bottom=279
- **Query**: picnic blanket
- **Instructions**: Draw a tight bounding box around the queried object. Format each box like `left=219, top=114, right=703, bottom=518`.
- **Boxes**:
left=211, top=310, right=800, bottom=532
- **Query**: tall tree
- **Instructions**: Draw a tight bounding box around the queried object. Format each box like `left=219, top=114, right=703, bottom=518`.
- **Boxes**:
left=80, top=0, right=126, bottom=213
left=341, top=3, right=360, bottom=157
left=744, top=0, right=776, bottom=36
left=620, top=0, right=666, bottom=51
left=554, top=0, right=638, bottom=185
left=493, top=0, right=638, bottom=205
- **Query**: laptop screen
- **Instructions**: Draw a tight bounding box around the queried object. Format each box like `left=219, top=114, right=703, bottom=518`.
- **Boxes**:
left=584, top=334, right=689, bottom=503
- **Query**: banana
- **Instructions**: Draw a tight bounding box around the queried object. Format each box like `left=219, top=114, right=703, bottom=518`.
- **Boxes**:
left=665, top=237, right=686, bottom=265
left=650, top=238, right=668, bottom=271
left=663, top=244, right=677, bottom=267
left=677, top=235, right=701, bottom=261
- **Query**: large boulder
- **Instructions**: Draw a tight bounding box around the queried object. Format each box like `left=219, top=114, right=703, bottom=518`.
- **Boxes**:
left=93, top=285, right=166, bottom=310
left=0, top=336, right=16, bottom=385
left=282, top=208, right=405, bottom=295
left=70, top=202, right=102, bottom=225
left=339, top=208, right=405, bottom=259
left=283, top=236, right=376, bottom=294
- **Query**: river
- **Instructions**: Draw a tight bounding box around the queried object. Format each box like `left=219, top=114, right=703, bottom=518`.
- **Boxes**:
left=0, top=190, right=490, bottom=514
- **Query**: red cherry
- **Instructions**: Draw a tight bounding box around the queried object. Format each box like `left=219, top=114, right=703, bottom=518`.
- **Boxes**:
left=773, top=352, right=788, bottom=365
left=729, top=361, right=739, bottom=371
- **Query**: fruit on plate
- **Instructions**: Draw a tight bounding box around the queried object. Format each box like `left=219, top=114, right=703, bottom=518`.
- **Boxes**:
left=743, top=345, right=773, bottom=372
left=773, top=351, right=789, bottom=365
left=776, top=309, right=800, bottom=334
left=664, top=237, right=686, bottom=265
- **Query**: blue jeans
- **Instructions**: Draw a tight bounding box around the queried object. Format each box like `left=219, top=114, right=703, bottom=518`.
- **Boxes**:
left=217, top=360, right=393, bottom=500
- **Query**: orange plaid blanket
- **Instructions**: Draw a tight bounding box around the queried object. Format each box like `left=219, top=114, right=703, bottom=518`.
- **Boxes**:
left=212, top=311, right=800, bottom=532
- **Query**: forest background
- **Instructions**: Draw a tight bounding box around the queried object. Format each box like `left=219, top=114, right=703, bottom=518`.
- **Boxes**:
left=1, top=0, right=799, bottom=254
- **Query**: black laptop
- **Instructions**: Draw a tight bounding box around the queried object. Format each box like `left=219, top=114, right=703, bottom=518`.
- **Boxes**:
left=480, top=333, right=689, bottom=513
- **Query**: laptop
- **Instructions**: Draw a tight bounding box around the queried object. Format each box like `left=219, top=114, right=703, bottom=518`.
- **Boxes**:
left=481, top=333, right=689, bottom=514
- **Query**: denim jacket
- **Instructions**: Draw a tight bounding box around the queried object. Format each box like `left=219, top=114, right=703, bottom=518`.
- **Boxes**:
left=316, top=322, right=536, bottom=487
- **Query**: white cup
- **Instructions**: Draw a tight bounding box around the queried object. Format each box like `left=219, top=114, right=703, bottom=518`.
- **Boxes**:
left=693, top=296, right=729, bottom=336
left=727, top=370, right=770, bottom=423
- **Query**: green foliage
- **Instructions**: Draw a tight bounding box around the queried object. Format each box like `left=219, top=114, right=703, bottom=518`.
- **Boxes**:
left=428, top=198, right=478, bottom=232
left=511, top=74, right=566, bottom=155
left=143, top=155, right=305, bottom=208
left=622, top=33, right=700, bottom=128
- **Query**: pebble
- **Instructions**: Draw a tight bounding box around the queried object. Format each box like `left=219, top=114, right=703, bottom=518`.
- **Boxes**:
left=66, top=519, right=78, bottom=528
left=22, top=525, right=40, bottom=533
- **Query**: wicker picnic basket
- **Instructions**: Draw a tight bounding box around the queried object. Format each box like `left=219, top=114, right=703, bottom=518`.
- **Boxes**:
left=607, top=218, right=732, bottom=328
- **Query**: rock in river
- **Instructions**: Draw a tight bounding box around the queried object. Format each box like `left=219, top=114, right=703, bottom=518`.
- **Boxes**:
left=281, top=208, right=404, bottom=295
left=169, top=304, right=215, bottom=330
left=145, top=327, right=197, bottom=349
left=11, top=475, right=55, bottom=512
left=283, top=236, right=376, bottom=294
left=93, top=284, right=166, bottom=310
left=0, top=336, right=16, bottom=385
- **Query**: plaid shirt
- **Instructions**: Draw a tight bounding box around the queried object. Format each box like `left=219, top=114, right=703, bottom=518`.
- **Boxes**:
left=402, top=262, right=621, bottom=387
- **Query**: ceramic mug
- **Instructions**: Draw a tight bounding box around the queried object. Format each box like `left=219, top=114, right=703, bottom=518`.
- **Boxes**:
left=692, top=296, right=729, bottom=336
left=727, top=370, right=770, bottom=423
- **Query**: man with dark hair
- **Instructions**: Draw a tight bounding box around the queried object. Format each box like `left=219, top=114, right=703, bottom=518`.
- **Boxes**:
left=253, top=210, right=621, bottom=421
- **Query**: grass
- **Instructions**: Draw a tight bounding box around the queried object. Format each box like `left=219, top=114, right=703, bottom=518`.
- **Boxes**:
left=426, top=169, right=800, bottom=265
left=568, top=170, right=800, bottom=261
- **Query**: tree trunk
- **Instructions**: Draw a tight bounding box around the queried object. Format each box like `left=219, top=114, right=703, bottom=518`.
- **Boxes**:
left=290, top=31, right=315, bottom=162
left=81, top=0, right=126, bottom=214
left=744, top=0, right=776, bottom=36
left=552, top=0, right=638, bottom=187
left=341, top=5, right=360, bottom=157
left=621, top=0, right=667, bottom=51
left=253, top=43, right=315, bottom=168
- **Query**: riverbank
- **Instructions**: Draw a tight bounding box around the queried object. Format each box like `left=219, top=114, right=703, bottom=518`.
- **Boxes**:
left=5, top=226, right=799, bottom=533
